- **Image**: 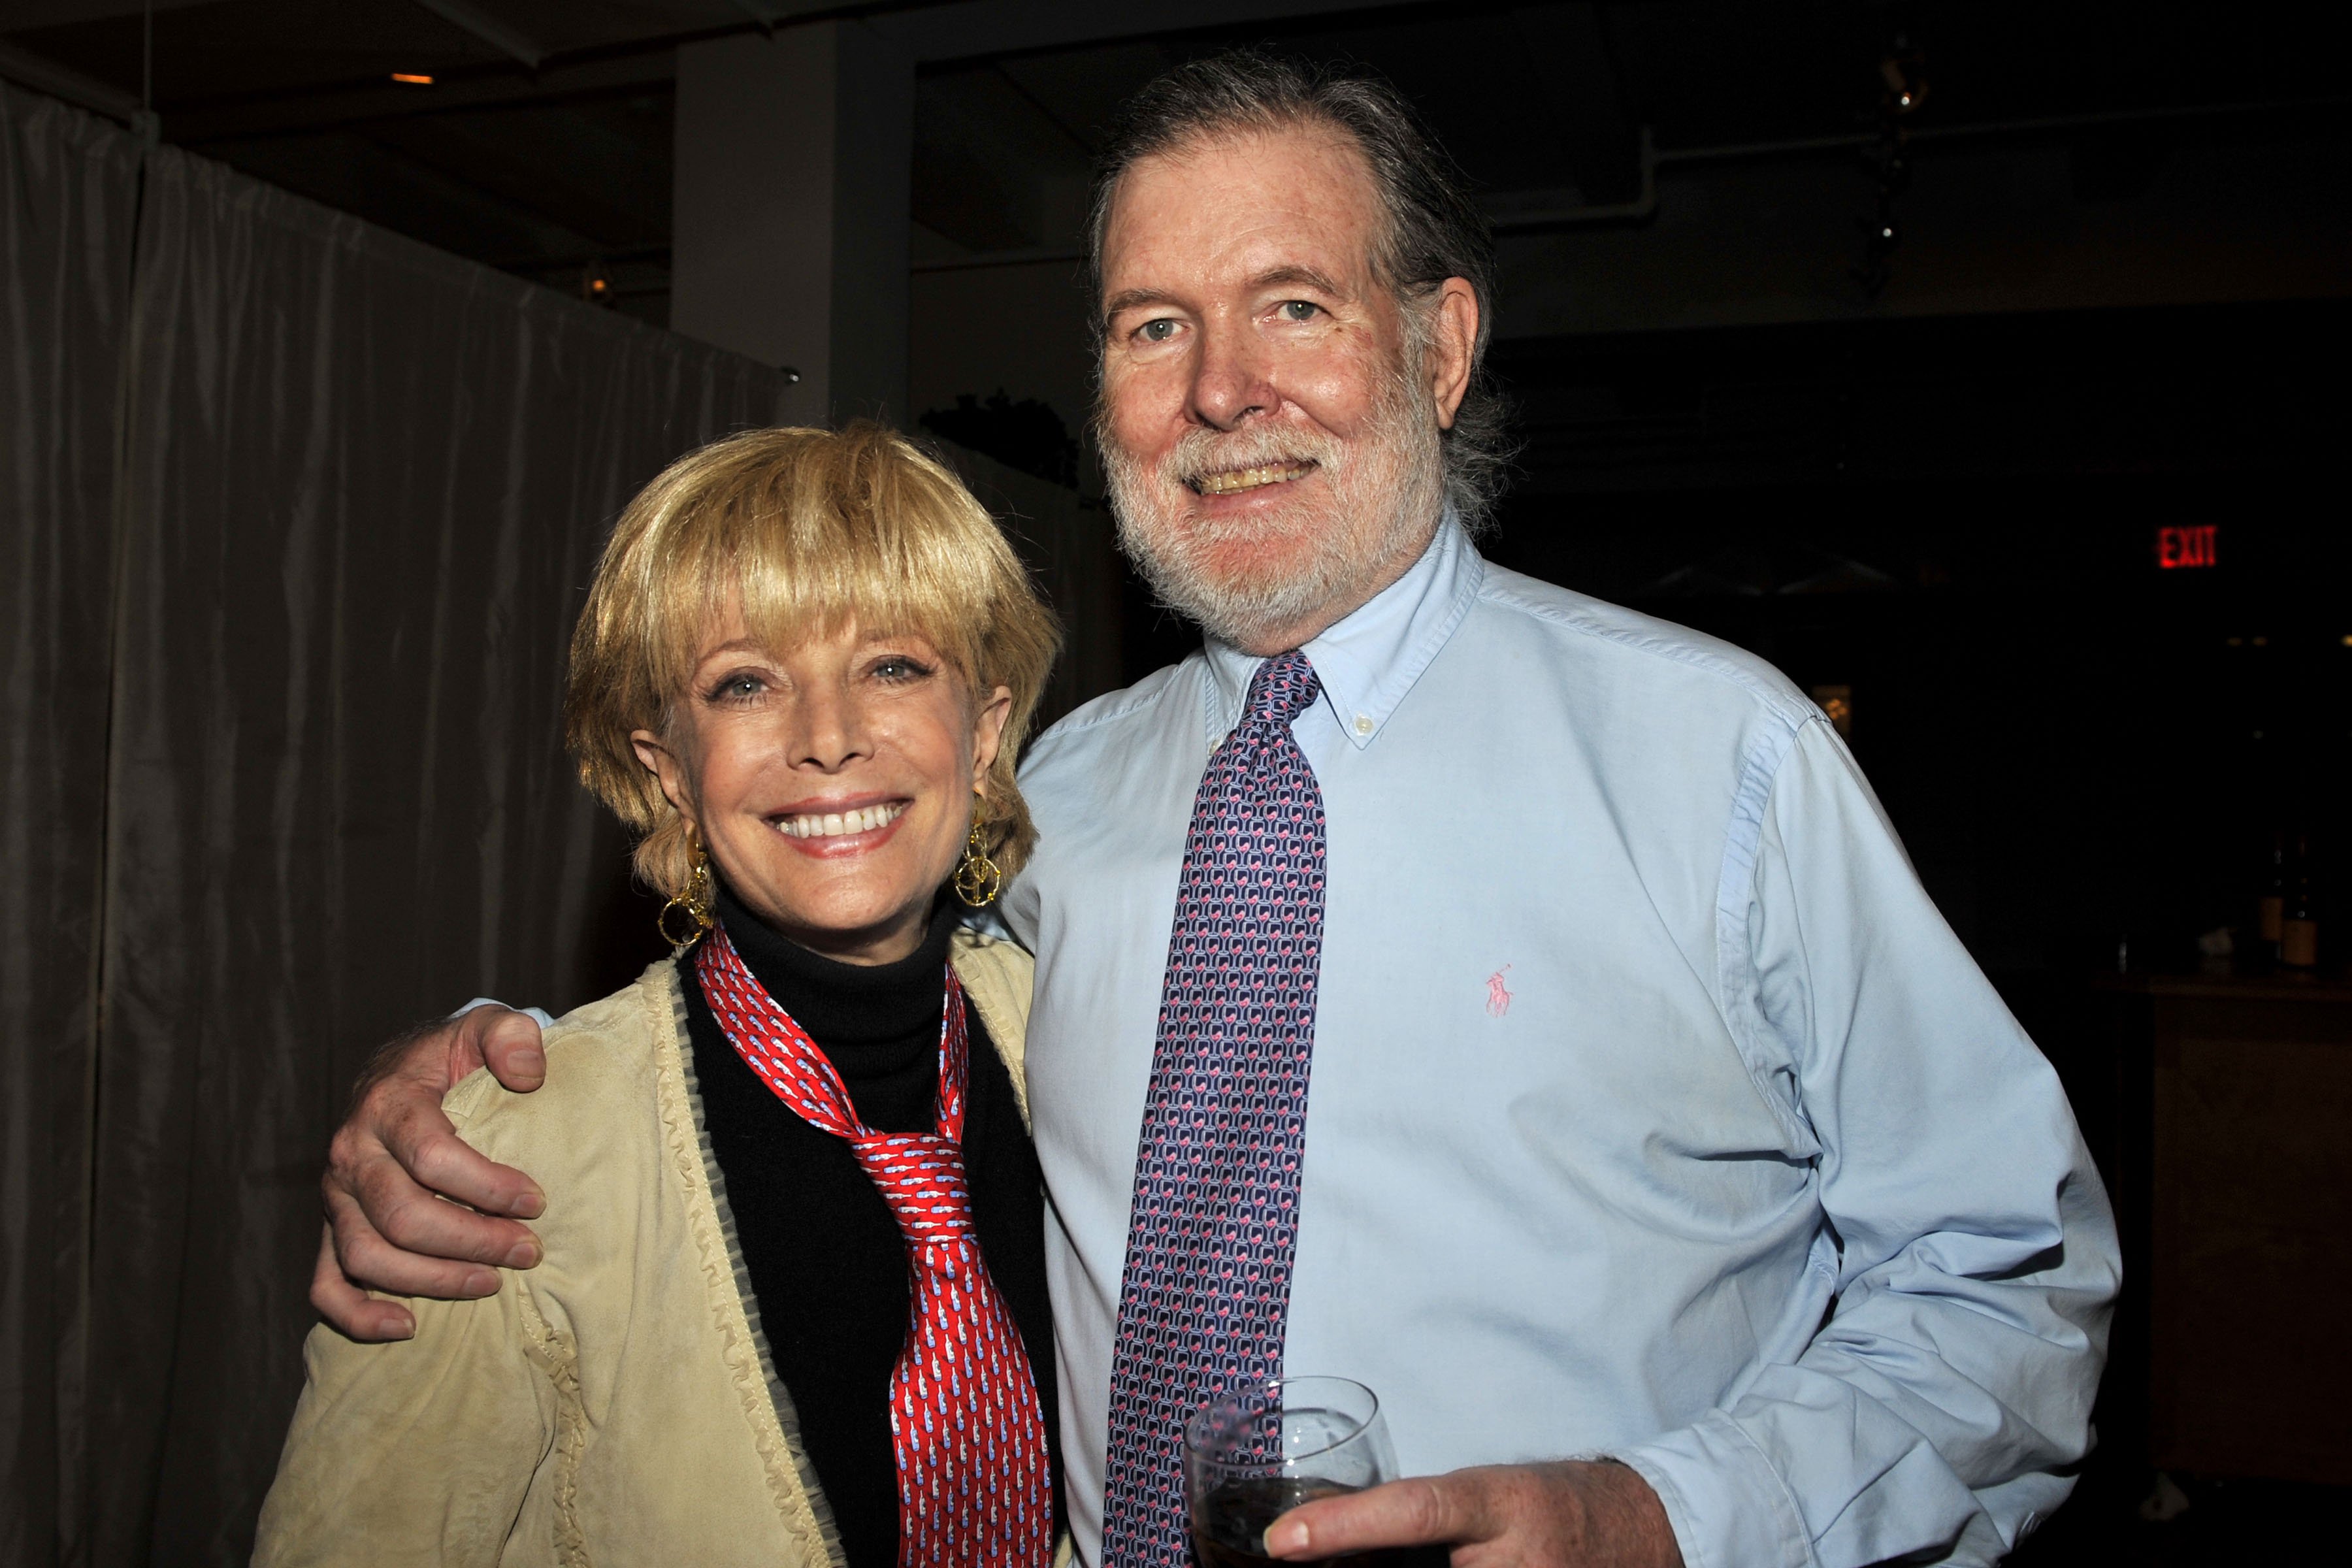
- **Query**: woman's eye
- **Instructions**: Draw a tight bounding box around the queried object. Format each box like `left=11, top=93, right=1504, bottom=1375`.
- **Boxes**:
left=709, top=673, right=764, bottom=702
left=1279, top=300, right=1320, bottom=322
left=873, top=655, right=930, bottom=682
left=1137, top=318, right=1179, bottom=343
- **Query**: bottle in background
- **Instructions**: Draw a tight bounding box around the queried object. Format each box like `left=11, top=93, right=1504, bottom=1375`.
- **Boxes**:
left=2281, top=832, right=2319, bottom=972
left=2257, top=827, right=2289, bottom=964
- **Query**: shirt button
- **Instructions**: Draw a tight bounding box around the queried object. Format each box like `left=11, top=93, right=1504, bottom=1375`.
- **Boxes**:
left=1353, top=714, right=1374, bottom=736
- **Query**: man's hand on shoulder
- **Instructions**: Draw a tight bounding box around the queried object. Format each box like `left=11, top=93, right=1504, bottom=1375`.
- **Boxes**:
left=1264, top=1458, right=1682, bottom=1568
left=312, top=1005, right=551, bottom=1341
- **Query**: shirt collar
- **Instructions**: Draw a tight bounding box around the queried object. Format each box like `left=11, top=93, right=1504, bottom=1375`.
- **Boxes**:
left=1202, top=512, right=1483, bottom=749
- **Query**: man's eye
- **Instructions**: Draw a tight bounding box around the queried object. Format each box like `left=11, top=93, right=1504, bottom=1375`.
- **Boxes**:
left=1137, top=319, right=1179, bottom=342
left=1279, top=300, right=1320, bottom=321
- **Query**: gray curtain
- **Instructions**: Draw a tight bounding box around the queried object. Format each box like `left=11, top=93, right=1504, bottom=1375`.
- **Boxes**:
left=0, top=82, right=140, bottom=1568
left=2, top=82, right=789, bottom=1565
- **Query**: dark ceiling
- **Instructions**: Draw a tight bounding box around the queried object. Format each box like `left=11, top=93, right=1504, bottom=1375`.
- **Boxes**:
left=7, top=1, right=2345, bottom=324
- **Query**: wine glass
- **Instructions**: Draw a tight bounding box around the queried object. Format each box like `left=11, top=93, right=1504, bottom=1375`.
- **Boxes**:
left=1184, top=1375, right=1398, bottom=1565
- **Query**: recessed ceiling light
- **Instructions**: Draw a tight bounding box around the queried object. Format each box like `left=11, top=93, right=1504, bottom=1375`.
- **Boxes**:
left=390, top=73, right=436, bottom=86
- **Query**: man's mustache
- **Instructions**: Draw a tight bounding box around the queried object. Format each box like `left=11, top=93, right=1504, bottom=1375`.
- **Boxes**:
left=1154, top=427, right=1339, bottom=492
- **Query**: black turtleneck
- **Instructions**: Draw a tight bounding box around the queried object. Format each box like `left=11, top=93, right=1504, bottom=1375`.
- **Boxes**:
left=681, top=884, right=1059, bottom=1568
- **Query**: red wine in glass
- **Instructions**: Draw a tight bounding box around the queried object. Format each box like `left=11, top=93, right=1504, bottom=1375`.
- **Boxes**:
left=1184, top=1377, right=1398, bottom=1566
left=1192, top=1475, right=1361, bottom=1565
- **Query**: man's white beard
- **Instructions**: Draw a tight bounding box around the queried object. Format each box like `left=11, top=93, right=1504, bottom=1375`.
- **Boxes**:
left=1099, top=358, right=1446, bottom=651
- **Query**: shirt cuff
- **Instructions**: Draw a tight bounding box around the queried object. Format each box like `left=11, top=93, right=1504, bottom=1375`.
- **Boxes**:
left=452, top=997, right=555, bottom=1030
left=1612, top=1409, right=1816, bottom=1568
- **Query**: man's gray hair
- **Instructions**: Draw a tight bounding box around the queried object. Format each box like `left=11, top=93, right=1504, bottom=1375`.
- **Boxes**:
left=1086, top=50, right=1514, bottom=532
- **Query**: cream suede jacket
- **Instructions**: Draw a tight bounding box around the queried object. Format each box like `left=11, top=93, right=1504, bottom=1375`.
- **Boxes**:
left=254, top=928, right=1038, bottom=1568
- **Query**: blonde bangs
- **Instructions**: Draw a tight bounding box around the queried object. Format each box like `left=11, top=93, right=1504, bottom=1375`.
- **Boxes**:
left=717, top=451, right=995, bottom=698
left=566, top=423, right=1062, bottom=902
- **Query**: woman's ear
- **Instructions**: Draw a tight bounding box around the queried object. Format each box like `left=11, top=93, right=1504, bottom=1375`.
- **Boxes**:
left=970, top=685, right=1015, bottom=789
left=631, top=728, right=700, bottom=834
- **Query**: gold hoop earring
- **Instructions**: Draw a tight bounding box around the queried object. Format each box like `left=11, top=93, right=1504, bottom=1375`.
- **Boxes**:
left=658, top=830, right=717, bottom=947
left=953, top=802, right=1002, bottom=907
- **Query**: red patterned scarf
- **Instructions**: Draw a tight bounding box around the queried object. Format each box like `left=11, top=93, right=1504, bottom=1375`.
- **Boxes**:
left=695, top=925, right=1055, bottom=1567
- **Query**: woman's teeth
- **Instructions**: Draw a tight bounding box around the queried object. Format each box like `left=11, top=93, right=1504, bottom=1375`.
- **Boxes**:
left=1196, top=461, right=1314, bottom=495
left=774, top=803, right=906, bottom=839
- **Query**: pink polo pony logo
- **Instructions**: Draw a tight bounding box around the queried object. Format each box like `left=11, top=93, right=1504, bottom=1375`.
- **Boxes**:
left=1486, top=965, right=1514, bottom=1018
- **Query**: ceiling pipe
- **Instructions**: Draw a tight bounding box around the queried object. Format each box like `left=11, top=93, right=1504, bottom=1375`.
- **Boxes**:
left=909, top=125, right=1663, bottom=270
left=0, top=39, right=142, bottom=120
left=1488, top=126, right=1658, bottom=232
left=408, top=0, right=549, bottom=72
left=1494, top=94, right=2346, bottom=231
left=915, top=90, right=2352, bottom=272
left=911, top=242, right=1085, bottom=274
left=725, top=0, right=823, bottom=27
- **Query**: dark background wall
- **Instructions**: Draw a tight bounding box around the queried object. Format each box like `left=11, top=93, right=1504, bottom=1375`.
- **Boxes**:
left=1486, top=302, right=2351, bottom=979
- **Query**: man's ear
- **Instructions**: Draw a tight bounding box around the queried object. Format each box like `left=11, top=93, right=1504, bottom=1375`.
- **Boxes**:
left=970, top=685, right=1015, bottom=787
left=630, top=728, right=699, bottom=832
left=1428, top=277, right=1480, bottom=429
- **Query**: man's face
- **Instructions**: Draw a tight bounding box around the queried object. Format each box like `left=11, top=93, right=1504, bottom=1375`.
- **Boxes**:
left=1095, top=125, right=1476, bottom=653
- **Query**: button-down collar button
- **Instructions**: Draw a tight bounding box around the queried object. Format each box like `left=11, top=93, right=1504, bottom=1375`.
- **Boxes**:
left=1353, top=714, right=1375, bottom=736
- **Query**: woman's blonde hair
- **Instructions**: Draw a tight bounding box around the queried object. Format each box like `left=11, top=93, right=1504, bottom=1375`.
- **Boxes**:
left=566, top=423, right=1062, bottom=899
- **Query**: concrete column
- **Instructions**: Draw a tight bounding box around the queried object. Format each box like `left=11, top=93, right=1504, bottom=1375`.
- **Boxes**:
left=672, top=24, right=913, bottom=427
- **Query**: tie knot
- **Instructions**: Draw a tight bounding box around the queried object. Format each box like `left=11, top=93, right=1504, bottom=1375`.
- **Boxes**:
left=1243, top=649, right=1320, bottom=730
left=856, top=1134, right=977, bottom=1251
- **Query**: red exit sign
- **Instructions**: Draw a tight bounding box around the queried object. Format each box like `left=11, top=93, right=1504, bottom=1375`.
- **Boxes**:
left=2156, top=525, right=2217, bottom=569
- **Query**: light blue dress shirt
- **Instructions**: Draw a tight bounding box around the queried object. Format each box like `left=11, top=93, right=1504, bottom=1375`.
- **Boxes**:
left=998, top=518, right=2117, bottom=1568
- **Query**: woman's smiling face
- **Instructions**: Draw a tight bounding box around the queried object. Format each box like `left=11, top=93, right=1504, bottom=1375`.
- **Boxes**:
left=631, top=610, right=1012, bottom=966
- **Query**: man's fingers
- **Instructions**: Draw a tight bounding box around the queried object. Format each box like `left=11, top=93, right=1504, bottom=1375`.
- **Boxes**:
left=1264, top=1473, right=1499, bottom=1558
left=327, top=1179, right=514, bottom=1297
left=348, top=1141, right=541, bottom=1269
left=379, top=1094, right=544, bottom=1220
left=1269, top=1462, right=1684, bottom=1568
left=310, top=1222, right=417, bottom=1341
left=310, top=1009, right=547, bottom=1320
left=467, top=1005, right=547, bottom=1094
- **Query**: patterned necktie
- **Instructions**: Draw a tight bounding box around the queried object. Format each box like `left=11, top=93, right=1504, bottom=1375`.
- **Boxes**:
left=1100, top=649, right=1329, bottom=1564
left=695, top=926, right=1056, bottom=1568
